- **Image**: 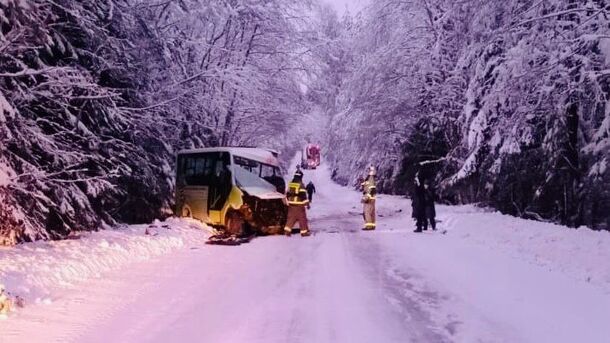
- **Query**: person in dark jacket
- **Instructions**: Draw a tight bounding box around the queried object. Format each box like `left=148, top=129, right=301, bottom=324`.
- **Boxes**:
left=305, top=181, right=316, bottom=203
left=423, top=180, right=437, bottom=230
left=411, top=174, right=427, bottom=233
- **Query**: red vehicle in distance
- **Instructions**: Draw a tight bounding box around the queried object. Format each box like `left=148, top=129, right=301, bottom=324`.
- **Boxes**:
left=301, top=144, right=321, bottom=169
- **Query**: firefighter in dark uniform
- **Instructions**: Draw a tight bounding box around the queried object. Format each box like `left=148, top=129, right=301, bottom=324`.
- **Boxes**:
left=361, top=166, right=377, bottom=231
left=284, top=167, right=311, bottom=237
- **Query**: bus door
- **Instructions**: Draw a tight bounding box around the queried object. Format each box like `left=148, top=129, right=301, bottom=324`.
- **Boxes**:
left=177, top=152, right=232, bottom=223
left=208, top=152, right=232, bottom=214
left=177, top=153, right=213, bottom=221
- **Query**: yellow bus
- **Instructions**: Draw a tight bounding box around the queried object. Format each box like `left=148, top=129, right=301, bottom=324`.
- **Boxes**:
left=175, top=147, right=287, bottom=235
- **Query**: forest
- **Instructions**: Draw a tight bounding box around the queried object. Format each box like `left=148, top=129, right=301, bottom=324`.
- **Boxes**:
left=1, top=0, right=609, bottom=243
left=321, top=0, right=610, bottom=230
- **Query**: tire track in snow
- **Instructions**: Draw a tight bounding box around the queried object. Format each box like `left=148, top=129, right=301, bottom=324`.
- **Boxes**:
left=348, top=232, right=455, bottom=343
left=311, top=210, right=454, bottom=342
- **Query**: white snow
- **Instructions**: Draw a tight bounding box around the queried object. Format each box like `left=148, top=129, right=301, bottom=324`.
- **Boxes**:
left=1, top=164, right=610, bottom=342
left=0, top=91, right=15, bottom=123
left=598, top=37, right=610, bottom=66
left=0, top=163, right=10, bottom=187
left=447, top=147, right=478, bottom=185
left=0, top=218, right=210, bottom=305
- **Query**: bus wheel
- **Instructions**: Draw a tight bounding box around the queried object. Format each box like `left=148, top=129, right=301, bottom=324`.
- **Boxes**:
left=225, top=211, right=246, bottom=236
left=181, top=205, right=193, bottom=218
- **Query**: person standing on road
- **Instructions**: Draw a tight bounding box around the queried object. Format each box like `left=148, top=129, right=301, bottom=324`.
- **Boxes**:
left=361, top=166, right=377, bottom=231
left=423, top=180, right=437, bottom=231
left=0, top=284, right=11, bottom=317
left=284, top=168, right=311, bottom=237
left=412, top=173, right=427, bottom=233
left=305, top=181, right=316, bottom=203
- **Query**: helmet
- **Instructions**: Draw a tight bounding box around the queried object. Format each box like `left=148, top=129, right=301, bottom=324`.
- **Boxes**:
left=294, top=168, right=303, bottom=179
left=368, top=166, right=376, bottom=176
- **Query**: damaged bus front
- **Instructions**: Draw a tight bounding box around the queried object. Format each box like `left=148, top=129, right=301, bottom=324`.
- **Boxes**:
left=175, top=147, right=287, bottom=235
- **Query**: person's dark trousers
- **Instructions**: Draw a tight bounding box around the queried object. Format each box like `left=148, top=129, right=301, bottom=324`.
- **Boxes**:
left=428, top=216, right=436, bottom=230
left=416, top=216, right=427, bottom=232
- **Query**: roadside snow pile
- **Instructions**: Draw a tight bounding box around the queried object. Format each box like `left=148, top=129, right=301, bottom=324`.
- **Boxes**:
left=375, top=195, right=610, bottom=294
left=0, top=218, right=210, bottom=305
left=438, top=206, right=610, bottom=293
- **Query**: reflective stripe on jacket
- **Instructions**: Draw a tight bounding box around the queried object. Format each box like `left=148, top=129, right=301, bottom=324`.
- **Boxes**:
left=362, top=177, right=377, bottom=201
left=287, top=182, right=309, bottom=206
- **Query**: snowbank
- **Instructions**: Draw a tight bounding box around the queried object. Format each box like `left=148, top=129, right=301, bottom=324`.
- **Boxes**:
left=371, top=197, right=610, bottom=343
left=0, top=218, right=210, bottom=304
left=441, top=205, right=610, bottom=292
left=375, top=196, right=610, bottom=294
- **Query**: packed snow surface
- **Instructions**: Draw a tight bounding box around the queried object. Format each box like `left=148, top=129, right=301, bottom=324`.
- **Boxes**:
left=1, top=165, right=610, bottom=343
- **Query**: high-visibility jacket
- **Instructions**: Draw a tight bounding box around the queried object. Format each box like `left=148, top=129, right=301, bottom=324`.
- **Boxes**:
left=0, top=293, right=10, bottom=315
left=361, top=177, right=377, bottom=202
left=287, top=181, right=309, bottom=206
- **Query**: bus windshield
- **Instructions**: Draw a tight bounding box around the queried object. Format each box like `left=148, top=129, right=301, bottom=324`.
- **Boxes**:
left=233, top=164, right=277, bottom=193
left=233, top=154, right=285, bottom=193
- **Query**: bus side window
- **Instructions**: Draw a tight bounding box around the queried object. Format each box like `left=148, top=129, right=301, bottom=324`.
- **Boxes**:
left=214, top=159, right=224, bottom=178
left=204, top=156, right=214, bottom=177
left=184, top=156, right=197, bottom=184
left=216, top=152, right=231, bottom=184
left=195, top=157, right=206, bottom=178
left=182, top=154, right=213, bottom=186
left=177, top=156, right=186, bottom=185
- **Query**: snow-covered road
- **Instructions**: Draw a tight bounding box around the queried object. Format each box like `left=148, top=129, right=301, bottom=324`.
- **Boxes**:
left=2, top=165, right=610, bottom=343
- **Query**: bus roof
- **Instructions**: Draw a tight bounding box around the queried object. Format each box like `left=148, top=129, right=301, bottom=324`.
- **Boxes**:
left=177, top=147, right=280, bottom=167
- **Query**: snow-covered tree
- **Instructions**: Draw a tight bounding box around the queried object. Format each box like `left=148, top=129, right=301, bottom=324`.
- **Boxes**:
left=0, top=0, right=316, bottom=243
left=320, top=0, right=610, bottom=229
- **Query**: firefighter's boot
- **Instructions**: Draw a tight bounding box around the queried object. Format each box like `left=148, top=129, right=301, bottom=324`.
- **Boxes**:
left=362, top=223, right=376, bottom=231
